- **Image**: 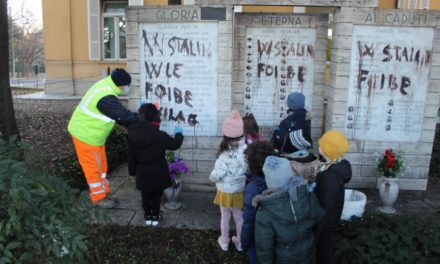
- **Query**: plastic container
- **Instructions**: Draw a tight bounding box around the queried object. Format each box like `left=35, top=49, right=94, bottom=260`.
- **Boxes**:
left=341, top=189, right=367, bottom=220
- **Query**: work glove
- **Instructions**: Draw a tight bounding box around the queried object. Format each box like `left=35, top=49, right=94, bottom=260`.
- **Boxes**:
left=173, top=126, right=183, bottom=136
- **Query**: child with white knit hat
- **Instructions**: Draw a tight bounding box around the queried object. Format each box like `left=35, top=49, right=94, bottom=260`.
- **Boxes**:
left=209, top=110, right=247, bottom=252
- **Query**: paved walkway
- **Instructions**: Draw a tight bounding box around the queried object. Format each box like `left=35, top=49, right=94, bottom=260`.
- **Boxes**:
left=101, top=164, right=440, bottom=229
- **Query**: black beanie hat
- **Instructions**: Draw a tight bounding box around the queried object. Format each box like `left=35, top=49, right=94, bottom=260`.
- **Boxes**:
left=111, top=68, right=131, bottom=86
left=138, top=103, right=161, bottom=123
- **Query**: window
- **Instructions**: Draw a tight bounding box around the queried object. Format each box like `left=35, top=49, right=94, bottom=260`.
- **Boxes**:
left=421, top=0, right=429, bottom=9
left=102, top=1, right=127, bottom=60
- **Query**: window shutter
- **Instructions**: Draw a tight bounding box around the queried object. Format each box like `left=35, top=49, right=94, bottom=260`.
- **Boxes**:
left=88, top=0, right=101, bottom=60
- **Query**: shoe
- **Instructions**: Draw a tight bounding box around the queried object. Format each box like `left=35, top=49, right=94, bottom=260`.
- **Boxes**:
left=94, top=198, right=116, bottom=209
left=231, top=236, right=243, bottom=251
left=217, top=237, right=229, bottom=251
left=145, top=215, right=152, bottom=226
left=151, top=215, right=162, bottom=226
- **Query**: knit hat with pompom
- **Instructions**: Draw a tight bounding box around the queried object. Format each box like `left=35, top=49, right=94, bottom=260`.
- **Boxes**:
left=222, top=110, right=244, bottom=138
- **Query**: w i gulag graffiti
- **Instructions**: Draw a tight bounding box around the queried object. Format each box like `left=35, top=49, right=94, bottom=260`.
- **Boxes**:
left=346, top=25, right=434, bottom=142
left=139, top=23, right=218, bottom=136
left=244, top=27, right=315, bottom=126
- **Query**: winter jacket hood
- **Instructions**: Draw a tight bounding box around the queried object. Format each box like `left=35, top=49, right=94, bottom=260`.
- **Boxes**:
left=326, top=159, right=352, bottom=184
left=253, top=190, right=297, bottom=224
left=127, top=121, right=156, bottom=148
left=253, top=185, right=324, bottom=264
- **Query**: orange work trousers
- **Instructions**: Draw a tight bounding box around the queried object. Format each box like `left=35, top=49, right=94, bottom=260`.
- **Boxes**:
left=72, top=136, right=110, bottom=203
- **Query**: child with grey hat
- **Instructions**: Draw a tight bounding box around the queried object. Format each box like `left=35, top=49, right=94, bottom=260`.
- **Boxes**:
left=253, top=156, right=324, bottom=264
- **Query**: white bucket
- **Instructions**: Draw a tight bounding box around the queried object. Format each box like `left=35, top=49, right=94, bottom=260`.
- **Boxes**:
left=341, top=189, right=367, bottom=220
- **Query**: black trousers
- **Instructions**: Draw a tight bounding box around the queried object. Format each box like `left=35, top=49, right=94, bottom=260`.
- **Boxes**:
left=315, top=226, right=336, bottom=264
left=141, top=190, right=163, bottom=218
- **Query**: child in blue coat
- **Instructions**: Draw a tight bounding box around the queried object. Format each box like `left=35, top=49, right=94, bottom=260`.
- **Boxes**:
left=241, top=141, right=276, bottom=264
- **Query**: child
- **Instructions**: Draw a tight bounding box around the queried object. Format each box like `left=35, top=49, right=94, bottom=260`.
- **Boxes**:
left=253, top=156, right=324, bottom=263
left=127, top=103, right=184, bottom=226
left=272, top=92, right=312, bottom=154
left=281, top=128, right=320, bottom=187
left=314, top=130, right=352, bottom=264
left=209, top=110, right=247, bottom=252
left=241, top=141, right=276, bottom=264
left=243, top=112, right=264, bottom=144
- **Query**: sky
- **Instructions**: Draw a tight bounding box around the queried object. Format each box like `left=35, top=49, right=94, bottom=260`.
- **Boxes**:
left=8, top=0, right=43, bottom=29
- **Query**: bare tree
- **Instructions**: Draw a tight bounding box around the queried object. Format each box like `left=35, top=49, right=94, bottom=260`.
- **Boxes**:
left=0, top=0, right=20, bottom=140
left=8, top=2, right=44, bottom=77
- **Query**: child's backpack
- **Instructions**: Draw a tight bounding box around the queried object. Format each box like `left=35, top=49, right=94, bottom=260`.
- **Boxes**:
left=272, top=109, right=311, bottom=153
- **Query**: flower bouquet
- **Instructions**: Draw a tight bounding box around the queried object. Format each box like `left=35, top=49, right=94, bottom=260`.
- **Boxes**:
left=164, top=151, right=189, bottom=210
left=375, top=149, right=405, bottom=178
left=166, top=151, right=189, bottom=186
left=375, top=149, right=405, bottom=214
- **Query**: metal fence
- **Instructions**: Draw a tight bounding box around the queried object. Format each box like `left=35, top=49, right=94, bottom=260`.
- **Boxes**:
left=11, top=73, right=103, bottom=115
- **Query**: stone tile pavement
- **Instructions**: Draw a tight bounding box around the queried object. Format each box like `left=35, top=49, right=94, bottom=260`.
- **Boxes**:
left=99, top=164, right=440, bottom=229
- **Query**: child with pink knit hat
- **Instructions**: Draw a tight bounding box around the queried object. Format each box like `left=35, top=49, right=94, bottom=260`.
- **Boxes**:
left=210, top=110, right=247, bottom=252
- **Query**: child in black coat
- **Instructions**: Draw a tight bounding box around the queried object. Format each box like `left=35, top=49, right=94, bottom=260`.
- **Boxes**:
left=314, top=130, right=352, bottom=264
left=127, top=103, right=184, bottom=226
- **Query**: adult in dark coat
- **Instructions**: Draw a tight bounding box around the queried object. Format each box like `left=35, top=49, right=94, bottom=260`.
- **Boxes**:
left=241, top=142, right=275, bottom=264
left=127, top=103, right=183, bottom=225
left=314, top=130, right=352, bottom=264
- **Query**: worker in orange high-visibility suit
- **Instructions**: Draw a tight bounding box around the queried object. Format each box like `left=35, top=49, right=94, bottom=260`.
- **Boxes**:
left=68, top=68, right=139, bottom=208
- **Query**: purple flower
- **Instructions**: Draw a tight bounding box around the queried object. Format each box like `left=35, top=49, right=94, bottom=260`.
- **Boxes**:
left=168, top=158, right=189, bottom=180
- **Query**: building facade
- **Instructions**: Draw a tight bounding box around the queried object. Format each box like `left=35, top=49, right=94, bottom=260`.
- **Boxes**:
left=43, top=0, right=440, bottom=95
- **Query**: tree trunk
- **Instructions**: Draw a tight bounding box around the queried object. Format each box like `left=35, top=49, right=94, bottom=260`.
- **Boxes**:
left=0, top=0, right=19, bottom=141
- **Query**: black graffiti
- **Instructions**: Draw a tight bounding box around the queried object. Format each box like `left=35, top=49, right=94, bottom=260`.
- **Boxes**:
left=358, top=41, right=374, bottom=58
left=358, top=70, right=411, bottom=95
left=145, top=82, right=193, bottom=107
left=257, top=64, right=305, bottom=82
left=142, top=31, right=164, bottom=56
left=188, top=114, right=199, bottom=127
left=184, top=91, right=193, bottom=107
left=168, top=36, right=212, bottom=57
left=159, top=107, right=198, bottom=126
left=258, top=40, right=314, bottom=59
left=145, top=62, right=183, bottom=79
left=174, top=88, right=182, bottom=104
left=382, top=44, right=432, bottom=67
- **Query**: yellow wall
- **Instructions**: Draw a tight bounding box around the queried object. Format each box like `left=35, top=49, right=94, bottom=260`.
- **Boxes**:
left=242, top=5, right=294, bottom=13
left=144, top=0, right=168, bottom=5
left=71, top=1, right=88, bottom=62
left=43, top=0, right=125, bottom=81
left=431, top=1, right=440, bottom=10
left=42, top=0, right=73, bottom=79
left=379, top=0, right=397, bottom=9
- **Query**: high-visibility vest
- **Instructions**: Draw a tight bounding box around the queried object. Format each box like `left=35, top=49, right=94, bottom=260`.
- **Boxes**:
left=68, top=76, right=122, bottom=146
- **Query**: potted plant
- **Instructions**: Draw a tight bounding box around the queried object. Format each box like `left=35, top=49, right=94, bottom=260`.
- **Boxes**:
left=375, top=149, right=405, bottom=214
left=163, top=151, right=189, bottom=210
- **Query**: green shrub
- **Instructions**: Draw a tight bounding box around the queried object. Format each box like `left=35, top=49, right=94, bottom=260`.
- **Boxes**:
left=0, top=138, right=95, bottom=263
left=49, top=128, right=128, bottom=191
left=335, top=213, right=440, bottom=264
